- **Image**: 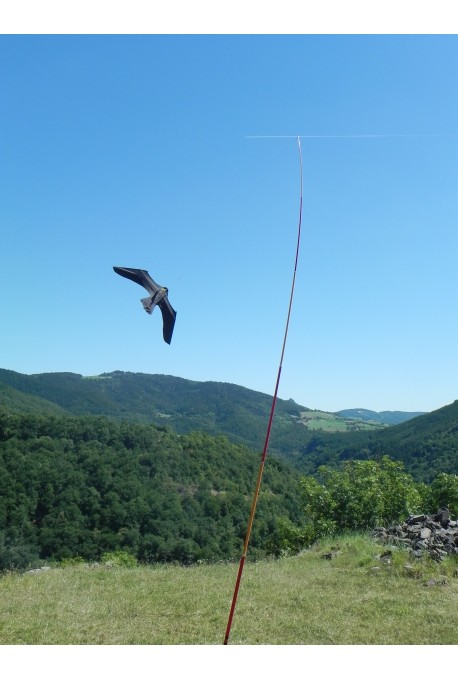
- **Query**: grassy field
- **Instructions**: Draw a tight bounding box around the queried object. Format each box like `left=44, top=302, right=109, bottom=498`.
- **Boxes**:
left=0, top=534, right=457, bottom=645
left=298, top=411, right=385, bottom=432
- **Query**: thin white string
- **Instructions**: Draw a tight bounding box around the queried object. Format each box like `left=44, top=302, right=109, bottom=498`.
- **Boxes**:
left=246, top=133, right=458, bottom=139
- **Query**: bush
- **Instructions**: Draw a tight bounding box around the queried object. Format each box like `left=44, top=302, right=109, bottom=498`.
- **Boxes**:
left=274, top=457, right=425, bottom=554
left=302, top=457, right=422, bottom=532
left=269, top=516, right=335, bottom=556
left=57, top=556, right=85, bottom=568
left=426, top=473, right=458, bottom=516
left=101, top=550, right=138, bottom=568
left=0, top=532, right=41, bottom=571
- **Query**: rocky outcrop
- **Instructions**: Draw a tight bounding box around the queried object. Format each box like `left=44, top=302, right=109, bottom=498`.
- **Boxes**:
left=373, top=508, right=458, bottom=561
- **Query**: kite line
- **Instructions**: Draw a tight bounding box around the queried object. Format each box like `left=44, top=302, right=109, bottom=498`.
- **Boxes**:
left=246, top=133, right=458, bottom=139
left=223, top=136, right=303, bottom=645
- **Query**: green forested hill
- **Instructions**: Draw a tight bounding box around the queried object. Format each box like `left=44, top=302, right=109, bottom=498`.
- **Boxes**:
left=0, top=411, right=303, bottom=570
left=0, top=369, right=409, bottom=456
left=0, top=380, right=457, bottom=571
left=0, top=382, right=67, bottom=416
left=296, top=401, right=458, bottom=481
left=0, top=369, right=455, bottom=482
left=0, top=369, right=309, bottom=453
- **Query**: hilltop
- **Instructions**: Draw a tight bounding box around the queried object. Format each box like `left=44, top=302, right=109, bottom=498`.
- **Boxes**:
left=0, top=369, right=420, bottom=454
left=1, top=369, right=456, bottom=481
left=1, top=534, right=457, bottom=644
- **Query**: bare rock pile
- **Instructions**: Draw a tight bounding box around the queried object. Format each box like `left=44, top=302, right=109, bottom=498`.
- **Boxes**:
left=373, top=508, right=458, bottom=561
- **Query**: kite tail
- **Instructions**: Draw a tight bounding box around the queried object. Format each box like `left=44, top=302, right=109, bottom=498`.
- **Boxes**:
left=223, top=136, right=303, bottom=645
left=141, top=297, right=154, bottom=314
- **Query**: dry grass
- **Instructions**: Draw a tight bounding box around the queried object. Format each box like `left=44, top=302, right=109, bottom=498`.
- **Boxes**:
left=0, top=535, right=457, bottom=644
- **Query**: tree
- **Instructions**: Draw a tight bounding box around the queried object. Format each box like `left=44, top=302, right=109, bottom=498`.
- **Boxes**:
left=275, top=457, right=424, bottom=553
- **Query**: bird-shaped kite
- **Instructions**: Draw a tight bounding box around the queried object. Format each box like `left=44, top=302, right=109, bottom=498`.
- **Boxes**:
left=113, top=266, right=177, bottom=344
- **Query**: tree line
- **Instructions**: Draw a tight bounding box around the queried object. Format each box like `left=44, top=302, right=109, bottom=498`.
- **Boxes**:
left=0, top=410, right=456, bottom=570
left=0, top=410, right=303, bottom=570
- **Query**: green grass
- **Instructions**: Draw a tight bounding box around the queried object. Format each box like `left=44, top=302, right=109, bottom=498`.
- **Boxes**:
left=1, top=535, right=457, bottom=644
left=299, top=411, right=385, bottom=432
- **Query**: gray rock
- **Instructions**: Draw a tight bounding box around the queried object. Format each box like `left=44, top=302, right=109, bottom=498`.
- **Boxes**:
left=25, top=566, right=51, bottom=575
left=424, top=578, right=447, bottom=587
left=322, top=551, right=341, bottom=559
left=408, top=514, right=427, bottom=524
left=373, top=508, right=458, bottom=561
left=435, top=508, right=450, bottom=526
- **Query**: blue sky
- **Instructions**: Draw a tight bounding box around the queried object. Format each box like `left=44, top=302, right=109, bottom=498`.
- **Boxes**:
left=1, top=34, right=458, bottom=413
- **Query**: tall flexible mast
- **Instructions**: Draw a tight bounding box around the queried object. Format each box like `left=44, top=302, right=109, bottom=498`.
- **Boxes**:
left=223, top=136, right=303, bottom=645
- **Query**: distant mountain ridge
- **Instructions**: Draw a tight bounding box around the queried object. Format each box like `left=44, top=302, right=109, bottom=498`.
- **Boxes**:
left=0, top=369, right=305, bottom=446
left=0, top=369, right=311, bottom=460
left=335, top=408, right=426, bottom=425
left=0, top=368, right=420, bottom=454
left=1, top=369, right=456, bottom=482
left=298, top=399, right=458, bottom=481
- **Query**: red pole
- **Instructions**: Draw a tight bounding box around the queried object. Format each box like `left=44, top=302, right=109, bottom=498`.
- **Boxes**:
left=224, top=137, right=303, bottom=644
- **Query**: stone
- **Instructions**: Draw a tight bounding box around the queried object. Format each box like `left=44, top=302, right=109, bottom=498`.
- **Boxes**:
left=435, top=508, right=450, bottom=526
left=424, top=578, right=447, bottom=587
left=321, top=550, right=341, bottom=559
left=373, top=508, right=458, bottom=561
left=408, top=514, right=426, bottom=524
left=25, top=566, right=51, bottom=575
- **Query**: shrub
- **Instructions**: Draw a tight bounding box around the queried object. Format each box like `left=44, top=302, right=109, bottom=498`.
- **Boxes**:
left=57, top=556, right=85, bottom=568
left=426, top=473, right=458, bottom=516
left=301, top=457, right=422, bottom=532
left=101, top=550, right=138, bottom=568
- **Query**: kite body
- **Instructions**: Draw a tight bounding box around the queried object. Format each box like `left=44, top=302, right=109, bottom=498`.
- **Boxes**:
left=113, top=266, right=177, bottom=344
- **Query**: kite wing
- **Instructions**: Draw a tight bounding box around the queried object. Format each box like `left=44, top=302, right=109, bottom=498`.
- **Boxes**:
left=158, top=297, right=177, bottom=345
left=113, top=266, right=160, bottom=296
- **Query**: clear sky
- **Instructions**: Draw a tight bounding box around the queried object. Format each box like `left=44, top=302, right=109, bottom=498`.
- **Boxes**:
left=1, top=33, right=458, bottom=414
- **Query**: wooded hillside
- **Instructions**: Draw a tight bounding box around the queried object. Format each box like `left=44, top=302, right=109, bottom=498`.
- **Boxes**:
left=0, top=411, right=303, bottom=570
left=296, top=400, right=458, bottom=481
